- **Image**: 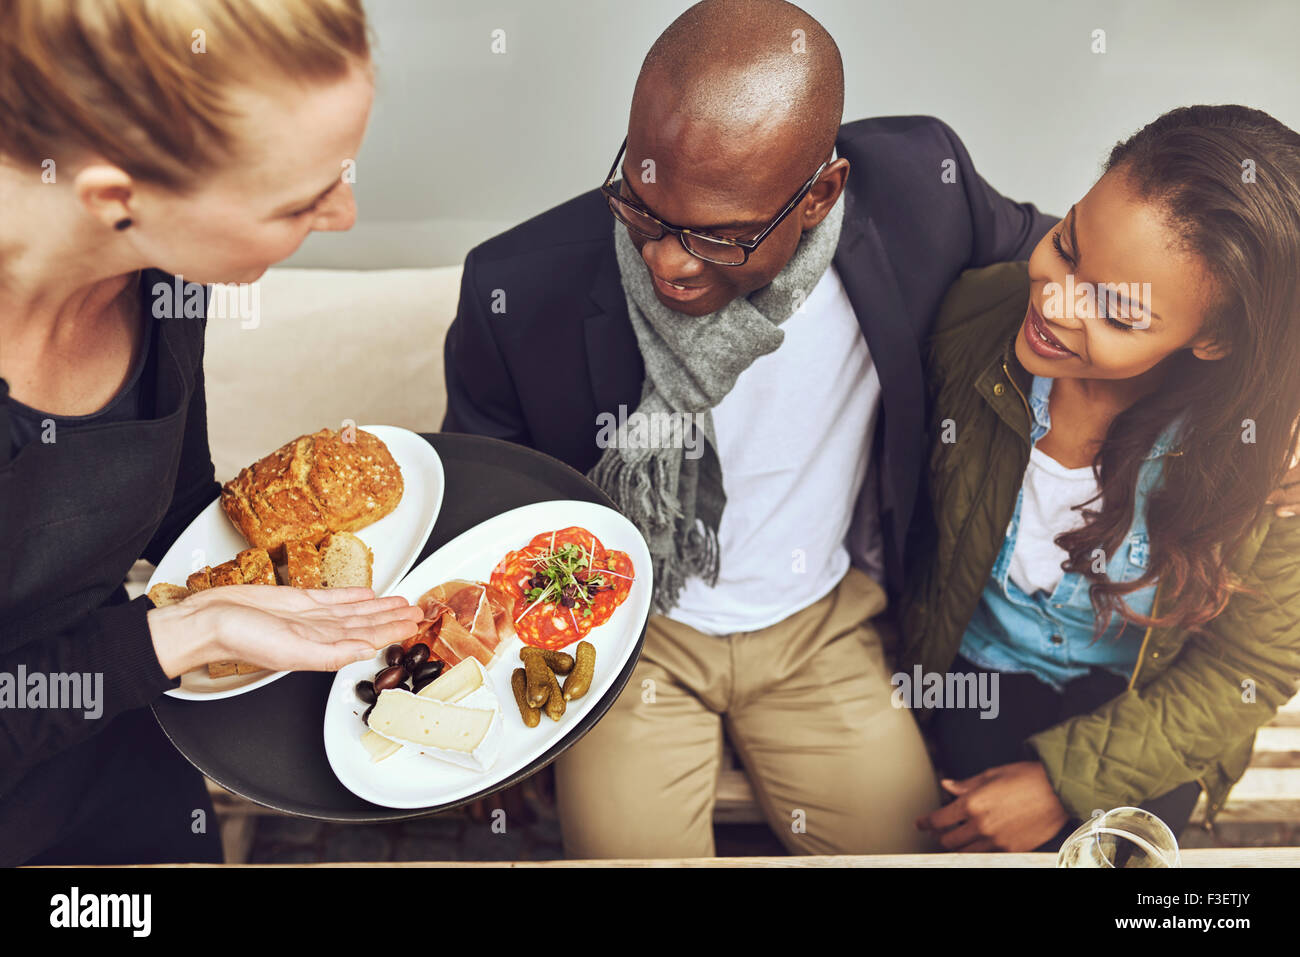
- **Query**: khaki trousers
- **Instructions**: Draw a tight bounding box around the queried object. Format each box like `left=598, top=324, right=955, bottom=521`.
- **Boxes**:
left=555, top=567, right=941, bottom=858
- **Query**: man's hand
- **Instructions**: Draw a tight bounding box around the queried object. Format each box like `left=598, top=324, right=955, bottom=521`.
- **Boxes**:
left=915, top=761, right=1069, bottom=852
left=1265, top=445, right=1300, bottom=518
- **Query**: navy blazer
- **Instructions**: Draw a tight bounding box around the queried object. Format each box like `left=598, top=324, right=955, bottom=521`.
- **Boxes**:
left=441, top=115, right=1057, bottom=597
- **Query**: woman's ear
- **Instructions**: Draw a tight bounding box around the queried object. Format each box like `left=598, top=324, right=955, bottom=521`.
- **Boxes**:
left=74, top=164, right=136, bottom=230
left=1190, top=335, right=1231, bottom=361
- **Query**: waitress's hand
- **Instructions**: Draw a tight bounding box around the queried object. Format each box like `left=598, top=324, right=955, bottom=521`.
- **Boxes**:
left=915, top=761, right=1068, bottom=852
left=148, top=584, right=423, bottom=678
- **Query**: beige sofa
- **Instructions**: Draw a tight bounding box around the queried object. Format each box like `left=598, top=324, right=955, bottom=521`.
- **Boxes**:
left=204, top=265, right=463, bottom=483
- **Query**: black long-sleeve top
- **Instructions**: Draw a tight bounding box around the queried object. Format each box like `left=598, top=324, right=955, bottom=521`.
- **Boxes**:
left=0, top=269, right=219, bottom=864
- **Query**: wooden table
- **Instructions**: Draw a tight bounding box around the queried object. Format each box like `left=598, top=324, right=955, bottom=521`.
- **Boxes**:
left=61, top=847, right=1300, bottom=867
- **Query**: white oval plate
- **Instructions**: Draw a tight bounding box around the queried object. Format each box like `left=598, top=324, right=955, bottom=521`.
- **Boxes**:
left=323, top=500, right=652, bottom=809
left=150, top=425, right=445, bottom=700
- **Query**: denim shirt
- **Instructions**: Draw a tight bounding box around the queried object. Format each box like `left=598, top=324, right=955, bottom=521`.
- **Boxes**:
left=958, top=375, right=1183, bottom=691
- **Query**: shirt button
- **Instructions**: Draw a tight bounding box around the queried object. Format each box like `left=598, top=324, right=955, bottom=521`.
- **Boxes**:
left=994, top=383, right=1006, bottom=396
left=1050, top=634, right=1064, bottom=645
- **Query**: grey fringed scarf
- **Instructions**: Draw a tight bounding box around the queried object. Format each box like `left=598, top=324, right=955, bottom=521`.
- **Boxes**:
left=587, top=192, right=845, bottom=615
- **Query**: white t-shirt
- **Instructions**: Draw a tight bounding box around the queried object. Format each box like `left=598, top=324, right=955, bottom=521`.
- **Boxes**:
left=1006, top=445, right=1100, bottom=596
left=667, top=265, right=881, bottom=635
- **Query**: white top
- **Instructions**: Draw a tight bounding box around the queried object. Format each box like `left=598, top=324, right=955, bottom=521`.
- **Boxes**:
left=667, top=265, right=881, bottom=635
left=1005, top=445, right=1100, bottom=596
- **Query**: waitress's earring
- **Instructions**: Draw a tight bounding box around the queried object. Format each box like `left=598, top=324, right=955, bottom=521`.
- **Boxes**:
left=114, top=218, right=133, bottom=231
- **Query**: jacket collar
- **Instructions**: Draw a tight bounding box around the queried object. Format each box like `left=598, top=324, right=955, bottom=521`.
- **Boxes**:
left=584, top=236, right=638, bottom=414
left=988, top=327, right=1187, bottom=459
left=972, top=330, right=1035, bottom=443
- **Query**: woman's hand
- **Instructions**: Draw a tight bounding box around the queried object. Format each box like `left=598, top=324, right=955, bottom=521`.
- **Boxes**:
left=148, top=585, right=423, bottom=678
left=915, top=761, right=1069, bottom=852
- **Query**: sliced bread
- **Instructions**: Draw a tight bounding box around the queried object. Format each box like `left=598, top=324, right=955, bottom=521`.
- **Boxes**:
left=147, top=583, right=191, bottom=607
left=186, top=567, right=213, bottom=592
left=236, top=547, right=277, bottom=586
left=319, top=531, right=374, bottom=588
left=284, top=540, right=324, bottom=589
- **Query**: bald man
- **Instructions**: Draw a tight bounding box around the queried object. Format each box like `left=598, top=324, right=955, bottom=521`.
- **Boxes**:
left=442, top=0, right=1055, bottom=857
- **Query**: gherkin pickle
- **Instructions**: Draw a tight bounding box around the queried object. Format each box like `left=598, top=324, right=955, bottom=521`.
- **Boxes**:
left=543, top=668, right=565, bottom=721
left=562, top=641, right=596, bottom=701
left=511, top=668, right=541, bottom=728
left=523, top=650, right=552, bottom=708
left=520, top=646, right=574, bottom=675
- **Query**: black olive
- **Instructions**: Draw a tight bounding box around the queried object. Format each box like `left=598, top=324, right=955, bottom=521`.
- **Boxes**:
left=528, top=574, right=546, bottom=589
left=412, top=660, right=444, bottom=684
left=362, top=704, right=374, bottom=726
left=402, top=643, right=430, bottom=672
left=413, top=675, right=436, bottom=694
left=355, top=680, right=376, bottom=705
left=384, top=644, right=404, bottom=667
left=373, top=665, right=405, bottom=692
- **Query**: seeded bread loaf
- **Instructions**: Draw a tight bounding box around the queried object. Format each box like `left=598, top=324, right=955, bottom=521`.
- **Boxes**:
left=220, top=428, right=403, bottom=561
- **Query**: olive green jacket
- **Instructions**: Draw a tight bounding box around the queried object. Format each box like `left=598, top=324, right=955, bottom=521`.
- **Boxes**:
left=899, top=261, right=1300, bottom=823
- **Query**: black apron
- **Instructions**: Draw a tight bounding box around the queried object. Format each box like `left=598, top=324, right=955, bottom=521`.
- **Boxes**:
left=0, top=274, right=219, bottom=862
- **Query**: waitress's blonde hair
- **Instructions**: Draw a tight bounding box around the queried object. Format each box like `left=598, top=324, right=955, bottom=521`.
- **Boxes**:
left=0, top=0, right=370, bottom=188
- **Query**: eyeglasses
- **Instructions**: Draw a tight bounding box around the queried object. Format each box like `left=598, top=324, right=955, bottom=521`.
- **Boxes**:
left=600, top=136, right=831, bottom=266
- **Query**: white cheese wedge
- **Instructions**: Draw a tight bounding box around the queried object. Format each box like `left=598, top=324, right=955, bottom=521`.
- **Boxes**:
left=364, top=670, right=504, bottom=772
left=417, top=656, right=486, bottom=702
left=360, top=658, right=486, bottom=762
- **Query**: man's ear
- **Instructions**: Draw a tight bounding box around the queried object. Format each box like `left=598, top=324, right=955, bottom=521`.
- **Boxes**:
left=801, top=157, right=849, bottom=229
left=1190, top=335, right=1231, bottom=361
left=74, top=164, right=135, bottom=230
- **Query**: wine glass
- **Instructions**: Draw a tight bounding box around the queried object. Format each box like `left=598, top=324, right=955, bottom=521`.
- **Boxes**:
left=1056, top=806, right=1181, bottom=868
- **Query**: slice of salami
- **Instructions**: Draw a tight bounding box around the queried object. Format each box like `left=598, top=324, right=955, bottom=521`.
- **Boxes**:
left=491, top=526, right=636, bottom=649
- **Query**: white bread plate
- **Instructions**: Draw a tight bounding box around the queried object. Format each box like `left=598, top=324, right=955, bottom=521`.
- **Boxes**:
left=147, top=425, right=445, bottom=701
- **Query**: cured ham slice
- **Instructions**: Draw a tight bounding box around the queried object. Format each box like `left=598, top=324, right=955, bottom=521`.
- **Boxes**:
left=406, top=579, right=515, bottom=667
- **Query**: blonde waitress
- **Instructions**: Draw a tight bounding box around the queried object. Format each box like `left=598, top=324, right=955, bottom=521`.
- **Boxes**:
left=0, top=0, right=421, bottom=865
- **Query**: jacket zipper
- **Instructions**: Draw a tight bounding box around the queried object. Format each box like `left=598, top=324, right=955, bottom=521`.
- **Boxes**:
left=1000, top=357, right=1032, bottom=425
left=1127, top=581, right=1160, bottom=691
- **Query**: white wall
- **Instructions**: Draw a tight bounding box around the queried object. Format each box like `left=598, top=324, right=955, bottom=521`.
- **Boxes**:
left=284, top=0, right=1300, bottom=269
